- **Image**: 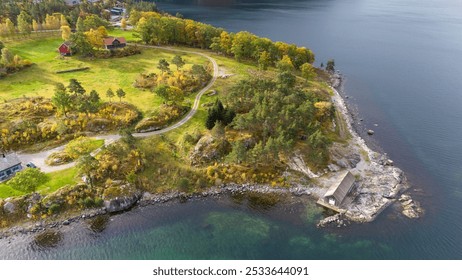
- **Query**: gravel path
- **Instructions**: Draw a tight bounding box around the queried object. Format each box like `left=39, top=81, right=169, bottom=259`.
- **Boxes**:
left=17, top=46, right=219, bottom=173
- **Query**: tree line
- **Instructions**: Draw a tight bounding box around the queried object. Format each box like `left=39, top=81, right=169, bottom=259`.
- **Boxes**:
left=132, top=11, right=314, bottom=70
left=0, top=0, right=156, bottom=32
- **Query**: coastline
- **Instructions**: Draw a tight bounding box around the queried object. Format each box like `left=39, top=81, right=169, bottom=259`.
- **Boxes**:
left=319, top=72, right=423, bottom=223
left=0, top=72, right=423, bottom=239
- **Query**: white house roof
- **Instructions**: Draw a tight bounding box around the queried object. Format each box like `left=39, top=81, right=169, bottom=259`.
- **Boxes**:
left=0, top=154, right=22, bottom=171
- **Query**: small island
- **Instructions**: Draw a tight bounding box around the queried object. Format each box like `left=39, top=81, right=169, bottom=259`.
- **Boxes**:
left=0, top=0, right=422, bottom=236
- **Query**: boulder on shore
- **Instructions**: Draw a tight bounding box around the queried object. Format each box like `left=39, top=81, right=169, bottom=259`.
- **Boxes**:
left=103, top=183, right=141, bottom=213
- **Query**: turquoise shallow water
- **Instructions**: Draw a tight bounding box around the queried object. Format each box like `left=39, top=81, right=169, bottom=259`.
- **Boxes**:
left=1, top=0, right=462, bottom=259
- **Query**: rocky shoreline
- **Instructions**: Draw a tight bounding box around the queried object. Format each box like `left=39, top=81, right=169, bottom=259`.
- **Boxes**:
left=313, top=72, right=424, bottom=226
left=0, top=183, right=311, bottom=239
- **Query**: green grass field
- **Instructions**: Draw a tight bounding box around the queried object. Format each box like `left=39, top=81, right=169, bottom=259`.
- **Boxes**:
left=0, top=167, right=78, bottom=199
left=1, top=32, right=209, bottom=113
left=0, top=31, right=265, bottom=200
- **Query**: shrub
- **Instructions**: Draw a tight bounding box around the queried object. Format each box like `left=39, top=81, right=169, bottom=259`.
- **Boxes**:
left=48, top=203, right=61, bottom=215
left=178, top=178, right=190, bottom=192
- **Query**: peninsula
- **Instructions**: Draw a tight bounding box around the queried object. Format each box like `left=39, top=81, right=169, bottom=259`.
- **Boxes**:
left=0, top=0, right=422, bottom=235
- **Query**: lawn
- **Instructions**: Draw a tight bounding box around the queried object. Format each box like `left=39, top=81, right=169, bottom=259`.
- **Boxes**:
left=0, top=167, right=78, bottom=199
left=1, top=32, right=209, bottom=113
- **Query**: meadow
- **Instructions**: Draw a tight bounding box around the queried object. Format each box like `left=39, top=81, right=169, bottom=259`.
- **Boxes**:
left=1, top=32, right=209, bottom=113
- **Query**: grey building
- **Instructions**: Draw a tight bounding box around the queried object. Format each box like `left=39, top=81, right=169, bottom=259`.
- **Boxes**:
left=323, top=171, right=356, bottom=207
left=0, top=154, right=23, bottom=182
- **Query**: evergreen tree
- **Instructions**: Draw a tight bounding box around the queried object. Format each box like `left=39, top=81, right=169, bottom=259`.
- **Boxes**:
left=157, top=58, right=170, bottom=74
left=106, top=88, right=115, bottom=101
left=326, top=59, right=335, bottom=72
left=171, top=55, right=185, bottom=70
left=88, top=90, right=101, bottom=113
left=52, top=83, right=71, bottom=116
left=68, top=79, right=86, bottom=95
left=116, top=88, right=126, bottom=102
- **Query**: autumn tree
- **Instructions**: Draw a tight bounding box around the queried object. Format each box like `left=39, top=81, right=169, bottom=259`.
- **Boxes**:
left=121, top=18, right=127, bottom=30
left=5, top=19, right=15, bottom=37
left=277, top=55, right=295, bottom=72
left=300, top=63, right=317, bottom=81
left=85, top=28, right=105, bottom=48
left=32, top=20, right=40, bottom=32
left=1, top=48, right=14, bottom=66
left=258, top=51, right=271, bottom=70
left=44, top=14, right=60, bottom=30
left=154, top=85, right=184, bottom=105
left=61, top=25, right=71, bottom=41
left=60, top=14, right=69, bottom=27
left=17, top=11, right=32, bottom=36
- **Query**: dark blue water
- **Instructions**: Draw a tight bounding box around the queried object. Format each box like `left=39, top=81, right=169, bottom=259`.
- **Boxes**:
left=1, top=0, right=462, bottom=259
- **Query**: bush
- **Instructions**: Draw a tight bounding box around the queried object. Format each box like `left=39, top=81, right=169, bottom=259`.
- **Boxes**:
left=135, top=104, right=189, bottom=132
left=94, top=46, right=141, bottom=59
left=178, top=178, right=190, bottom=192
left=48, top=203, right=61, bottom=215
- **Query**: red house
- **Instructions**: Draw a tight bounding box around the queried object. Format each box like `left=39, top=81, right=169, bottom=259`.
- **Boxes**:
left=58, top=42, right=72, bottom=56
left=103, top=37, right=127, bottom=50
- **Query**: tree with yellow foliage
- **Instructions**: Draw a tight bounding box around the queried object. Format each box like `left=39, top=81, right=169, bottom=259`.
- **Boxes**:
left=121, top=18, right=127, bottom=30
left=85, top=28, right=105, bottom=49
left=61, top=25, right=71, bottom=41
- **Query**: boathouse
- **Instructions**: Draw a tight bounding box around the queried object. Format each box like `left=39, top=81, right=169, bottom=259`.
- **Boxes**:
left=0, top=153, right=22, bottom=182
left=323, top=171, right=355, bottom=207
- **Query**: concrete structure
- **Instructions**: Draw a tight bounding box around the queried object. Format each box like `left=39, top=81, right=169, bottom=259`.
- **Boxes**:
left=0, top=154, right=22, bottom=182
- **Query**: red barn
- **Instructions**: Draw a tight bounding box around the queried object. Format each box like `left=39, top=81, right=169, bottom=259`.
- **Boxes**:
left=58, top=42, right=72, bottom=56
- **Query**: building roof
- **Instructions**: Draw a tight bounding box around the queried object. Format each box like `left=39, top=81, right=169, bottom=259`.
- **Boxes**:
left=0, top=154, right=21, bottom=171
left=324, top=171, right=355, bottom=204
left=59, top=41, right=72, bottom=48
left=103, top=37, right=127, bottom=46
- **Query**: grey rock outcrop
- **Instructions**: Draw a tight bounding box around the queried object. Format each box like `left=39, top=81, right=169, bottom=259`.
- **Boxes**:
left=189, top=135, right=231, bottom=165
left=3, top=201, right=16, bottom=214
left=103, top=184, right=141, bottom=213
